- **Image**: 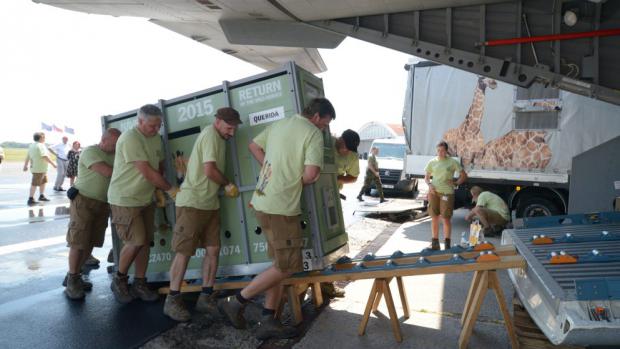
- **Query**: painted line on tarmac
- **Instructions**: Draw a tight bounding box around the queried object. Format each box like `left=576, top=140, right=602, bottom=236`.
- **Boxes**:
left=0, top=235, right=66, bottom=256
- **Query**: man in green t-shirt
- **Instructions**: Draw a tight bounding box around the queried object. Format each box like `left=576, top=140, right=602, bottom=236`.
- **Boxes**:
left=107, top=104, right=177, bottom=304
left=321, top=129, right=360, bottom=299
left=23, top=132, right=56, bottom=206
left=357, top=146, right=385, bottom=203
left=424, top=141, right=468, bottom=250
left=63, top=128, right=121, bottom=300
left=334, top=129, right=361, bottom=191
left=466, top=186, right=510, bottom=236
left=219, top=98, right=334, bottom=340
left=163, top=107, right=242, bottom=322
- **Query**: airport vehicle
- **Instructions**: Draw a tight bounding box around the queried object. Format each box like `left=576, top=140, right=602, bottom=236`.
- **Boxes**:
left=369, top=137, right=417, bottom=197
left=403, top=62, right=620, bottom=217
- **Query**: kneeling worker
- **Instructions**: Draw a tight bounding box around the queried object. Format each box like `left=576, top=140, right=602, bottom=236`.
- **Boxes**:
left=465, top=186, right=510, bottom=236
left=64, top=128, right=121, bottom=300
left=163, top=108, right=241, bottom=322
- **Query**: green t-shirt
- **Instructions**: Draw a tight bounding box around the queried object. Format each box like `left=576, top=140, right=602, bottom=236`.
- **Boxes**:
left=108, top=127, right=163, bottom=207
left=476, top=191, right=510, bottom=221
left=424, top=157, right=462, bottom=194
left=74, top=145, right=115, bottom=203
left=28, top=142, right=49, bottom=173
left=367, top=154, right=378, bottom=174
left=251, top=114, right=324, bottom=216
left=332, top=137, right=359, bottom=190
left=176, top=124, right=226, bottom=210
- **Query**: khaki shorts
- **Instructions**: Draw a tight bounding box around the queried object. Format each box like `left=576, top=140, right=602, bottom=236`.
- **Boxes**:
left=477, top=207, right=509, bottom=227
left=66, top=193, right=110, bottom=249
left=428, top=192, right=455, bottom=218
left=172, top=206, right=221, bottom=256
left=255, top=210, right=304, bottom=273
left=110, top=204, right=155, bottom=246
left=31, top=173, right=47, bottom=186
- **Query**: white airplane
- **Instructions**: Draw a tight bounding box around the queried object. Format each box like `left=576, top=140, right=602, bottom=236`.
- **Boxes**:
left=31, top=0, right=508, bottom=74
left=34, top=0, right=619, bottom=105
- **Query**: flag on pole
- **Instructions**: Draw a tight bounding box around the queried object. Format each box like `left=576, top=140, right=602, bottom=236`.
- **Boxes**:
left=64, top=126, right=75, bottom=135
left=41, top=122, right=52, bottom=131
left=53, top=124, right=63, bottom=132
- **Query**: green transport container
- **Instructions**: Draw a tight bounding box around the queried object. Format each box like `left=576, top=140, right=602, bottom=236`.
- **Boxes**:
left=103, top=62, right=349, bottom=281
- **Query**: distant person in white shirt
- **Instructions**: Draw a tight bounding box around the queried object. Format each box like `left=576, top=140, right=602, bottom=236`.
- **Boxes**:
left=49, top=136, right=69, bottom=191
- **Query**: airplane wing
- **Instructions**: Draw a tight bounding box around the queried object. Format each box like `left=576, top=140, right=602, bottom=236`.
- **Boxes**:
left=34, top=0, right=502, bottom=74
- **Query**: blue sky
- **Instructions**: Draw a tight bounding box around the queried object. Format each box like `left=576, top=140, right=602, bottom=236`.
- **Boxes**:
left=1, top=0, right=416, bottom=144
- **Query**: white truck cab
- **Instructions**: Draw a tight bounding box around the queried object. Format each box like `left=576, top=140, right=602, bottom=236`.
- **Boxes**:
left=369, top=137, right=417, bottom=196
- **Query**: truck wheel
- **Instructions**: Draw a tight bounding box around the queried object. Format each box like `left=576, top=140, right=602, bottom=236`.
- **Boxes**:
left=516, top=197, right=561, bottom=218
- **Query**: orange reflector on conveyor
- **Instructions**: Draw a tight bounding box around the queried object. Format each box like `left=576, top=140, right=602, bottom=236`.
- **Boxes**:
left=549, top=251, right=578, bottom=264
left=531, top=234, right=554, bottom=245
left=476, top=251, right=501, bottom=263
left=474, top=241, right=494, bottom=251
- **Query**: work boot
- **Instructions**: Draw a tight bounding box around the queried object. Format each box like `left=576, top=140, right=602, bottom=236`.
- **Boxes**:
left=64, top=273, right=85, bottom=300
left=482, top=226, right=495, bottom=237
left=84, top=254, right=100, bottom=266
left=63, top=273, right=93, bottom=291
left=444, top=238, right=451, bottom=250
left=110, top=274, right=133, bottom=304
left=218, top=296, right=247, bottom=329
left=255, top=315, right=299, bottom=340
left=27, top=197, right=37, bottom=206
left=38, top=195, right=50, bottom=202
left=195, top=292, right=219, bottom=315
left=429, top=238, right=440, bottom=251
left=357, top=194, right=364, bottom=202
left=130, top=278, right=159, bottom=302
left=321, top=282, right=345, bottom=298
left=163, top=294, right=191, bottom=322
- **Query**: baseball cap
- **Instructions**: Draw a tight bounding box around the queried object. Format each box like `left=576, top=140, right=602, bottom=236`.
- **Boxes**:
left=215, top=107, right=242, bottom=125
left=341, top=129, right=360, bottom=153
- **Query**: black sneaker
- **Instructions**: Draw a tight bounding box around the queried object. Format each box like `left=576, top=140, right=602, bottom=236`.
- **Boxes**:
left=57, top=187, right=66, bottom=192
left=429, top=238, right=440, bottom=251
left=380, top=198, right=387, bottom=203
left=357, top=195, right=364, bottom=202
left=444, top=238, right=451, bottom=250
left=38, top=195, right=50, bottom=202
left=27, top=197, right=37, bottom=206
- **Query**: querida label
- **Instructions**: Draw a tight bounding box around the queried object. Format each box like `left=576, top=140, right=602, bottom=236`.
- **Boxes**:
left=249, top=106, right=285, bottom=126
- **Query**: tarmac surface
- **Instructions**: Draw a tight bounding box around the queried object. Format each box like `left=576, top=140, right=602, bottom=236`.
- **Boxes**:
left=0, top=160, right=516, bottom=348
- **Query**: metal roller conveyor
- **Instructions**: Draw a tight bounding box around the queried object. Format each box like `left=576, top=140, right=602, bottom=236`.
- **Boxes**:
left=502, top=211, right=620, bottom=346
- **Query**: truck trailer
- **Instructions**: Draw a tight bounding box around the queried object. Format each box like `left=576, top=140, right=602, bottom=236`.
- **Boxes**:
left=403, top=61, right=620, bottom=218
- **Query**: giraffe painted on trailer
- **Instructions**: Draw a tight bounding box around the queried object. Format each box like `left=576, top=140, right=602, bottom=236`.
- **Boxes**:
left=477, top=129, right=553, bottom=169
left=442, top=77, right=497, bottom=167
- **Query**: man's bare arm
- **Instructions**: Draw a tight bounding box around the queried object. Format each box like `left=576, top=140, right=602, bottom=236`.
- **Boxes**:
left=43, top=156, right=56, bottom=168
left=204, top=162, right=229, bottom=186
left=89, top=162, right=113, bottom=177
left=133, top=161, right=172, bottom=191
left=337, top=174, right=357, bottom=184
left=302, top=165, right=321, bottom=185
left=248, top=142, right=265, bottom=166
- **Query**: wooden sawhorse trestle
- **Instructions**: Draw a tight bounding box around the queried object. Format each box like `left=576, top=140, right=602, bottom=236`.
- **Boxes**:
left=357, top=269, right=520, bottom=349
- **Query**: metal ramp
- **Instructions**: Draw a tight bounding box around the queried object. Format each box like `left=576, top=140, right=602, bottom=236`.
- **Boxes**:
left=502, top=211, right=620, bottom=346
left=311, top=0, right=620, bottom=106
